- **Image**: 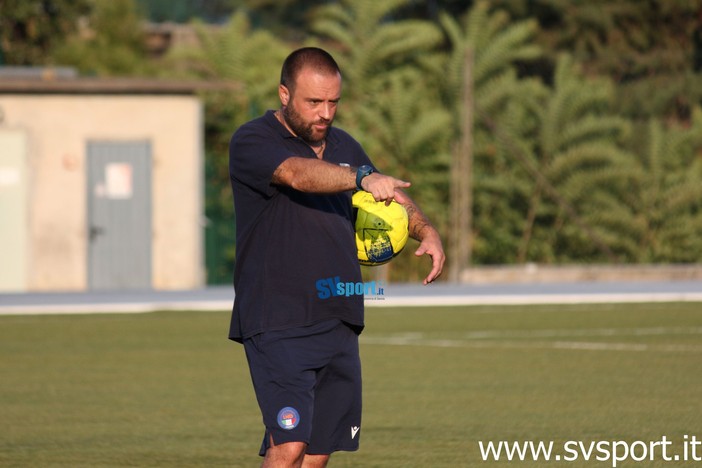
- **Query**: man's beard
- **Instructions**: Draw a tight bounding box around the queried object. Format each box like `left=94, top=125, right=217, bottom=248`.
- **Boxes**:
left=282, top=102, right=331, bottom=145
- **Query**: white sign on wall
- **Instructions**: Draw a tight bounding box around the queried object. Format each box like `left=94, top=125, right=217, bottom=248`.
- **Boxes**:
left=105, top=163, right=133, bottom=199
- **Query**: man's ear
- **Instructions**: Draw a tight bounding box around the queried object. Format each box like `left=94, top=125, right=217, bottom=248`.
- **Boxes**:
left=279, top=84, right=290, bottom=106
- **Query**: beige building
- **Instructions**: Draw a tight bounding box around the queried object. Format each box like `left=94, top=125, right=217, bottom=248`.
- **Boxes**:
left=0, top=73, right=207, bottom=292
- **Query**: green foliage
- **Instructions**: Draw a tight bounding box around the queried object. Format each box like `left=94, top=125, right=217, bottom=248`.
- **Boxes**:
left=534, top=0, right=698, bottom=79
left=612, top=109, right=702, bottom=262
left=438, top=2, right=545, bottom=128
left=136, top=0, right=242, bottom=23
left=51, top=0, right=150, bottom=76
left=439, top=1, right=548, bottom=265
left=493, top=0, right=702, bottom=122
left=163, top=9, right=290, bottom=282
left=0, top=0, right=91, bottom=65
left=311, top=0, right=444, bottom=102
left=519, top=55, right=634, bottom=263
left=180, top=11, right=288, bottom=108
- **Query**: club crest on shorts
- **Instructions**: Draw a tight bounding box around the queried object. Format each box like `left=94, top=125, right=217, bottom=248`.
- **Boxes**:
left=277, top=407, right=300, bottom=430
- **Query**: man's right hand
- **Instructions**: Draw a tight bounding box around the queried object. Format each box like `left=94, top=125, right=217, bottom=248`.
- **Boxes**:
left=360, top=173, right=411, bottom=204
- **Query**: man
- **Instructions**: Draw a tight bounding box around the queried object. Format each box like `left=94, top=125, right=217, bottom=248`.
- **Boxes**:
left=229, top=47, right=445, bottom=467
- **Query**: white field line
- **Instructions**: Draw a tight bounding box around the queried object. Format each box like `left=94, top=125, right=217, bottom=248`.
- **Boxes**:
left=1, top=291, right=702, bottom=315
left=460, top=326, right=702, bottom=339
left=360, top=327, right=702, bottom=353
left=0, top=301, right=231, bottom=315
left=365, top=292, right=702, bottom=307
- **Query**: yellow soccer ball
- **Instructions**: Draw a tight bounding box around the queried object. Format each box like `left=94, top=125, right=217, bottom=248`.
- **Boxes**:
left=352, top=190, right=409, bottom=266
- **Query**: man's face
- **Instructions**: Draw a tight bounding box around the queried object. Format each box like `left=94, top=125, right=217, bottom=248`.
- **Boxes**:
left=280, top=67, right=341, bottom=144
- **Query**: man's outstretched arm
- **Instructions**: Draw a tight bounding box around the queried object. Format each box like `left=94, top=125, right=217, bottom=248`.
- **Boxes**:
left=272, top=156, right=410, bottom=202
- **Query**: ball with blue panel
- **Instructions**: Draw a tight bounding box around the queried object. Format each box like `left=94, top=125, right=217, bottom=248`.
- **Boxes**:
left=352, top=190, right=409, bottom=266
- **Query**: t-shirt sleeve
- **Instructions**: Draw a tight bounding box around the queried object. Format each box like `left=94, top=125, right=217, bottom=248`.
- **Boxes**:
left=229, top=123, right=293, bottom=198
left=331, top=128, right=376, bottom=172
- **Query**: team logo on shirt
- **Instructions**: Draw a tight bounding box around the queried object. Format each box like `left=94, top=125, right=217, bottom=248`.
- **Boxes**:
left=277, top=407, right=300, bottom=430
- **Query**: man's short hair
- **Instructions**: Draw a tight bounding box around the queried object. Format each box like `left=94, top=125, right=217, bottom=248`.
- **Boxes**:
left=280, top=47, right=341, bottom=94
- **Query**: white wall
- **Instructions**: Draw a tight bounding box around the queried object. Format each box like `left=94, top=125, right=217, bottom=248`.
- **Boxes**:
left=0, top=128, right=28, bottom=291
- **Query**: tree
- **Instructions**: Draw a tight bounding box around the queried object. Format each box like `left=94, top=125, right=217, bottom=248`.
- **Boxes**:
left=0, top=0, right=91, bottom=65
left=165, top=9, right=289, bottom=282
left=311, top=0, right=444, bottom=106
left=492, top=0, right=702, bottom=123
left=463, top=0, right=702, bottom=265
left=508, top=54, right=634, bottom=263
left=438, top=1, right=544, bottom=270
left=51, top=0, right=150, bottom=76
left=136, top=0, right=243, bottom=23
left=176, top=10, right=288, bottom=106
left=597, top=109, right=702, bottom=262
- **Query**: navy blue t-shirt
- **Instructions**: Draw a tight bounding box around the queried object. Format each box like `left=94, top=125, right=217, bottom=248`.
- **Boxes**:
left=228, top=110, right=374, bottom=342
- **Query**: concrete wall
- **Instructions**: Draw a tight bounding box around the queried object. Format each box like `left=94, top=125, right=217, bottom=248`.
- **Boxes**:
left=460, top=264, right=702, bottom=284
left=0, top=94, right=203, bottom=291
left=0, top=129, right=28, bottom=291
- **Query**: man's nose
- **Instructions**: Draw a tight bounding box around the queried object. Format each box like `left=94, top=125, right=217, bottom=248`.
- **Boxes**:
left=319, top=103, right=333, bottom=120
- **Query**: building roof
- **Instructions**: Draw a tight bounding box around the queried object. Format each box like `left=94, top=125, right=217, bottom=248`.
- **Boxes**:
left=0, top=68, right=239, bottom=95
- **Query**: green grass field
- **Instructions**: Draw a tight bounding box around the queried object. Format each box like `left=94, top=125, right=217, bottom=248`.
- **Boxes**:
left=2, top=303, right=701, bottom=467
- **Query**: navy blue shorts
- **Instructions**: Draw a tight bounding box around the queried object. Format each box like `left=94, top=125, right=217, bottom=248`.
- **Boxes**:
left=243, top=320, right=362, bottom=456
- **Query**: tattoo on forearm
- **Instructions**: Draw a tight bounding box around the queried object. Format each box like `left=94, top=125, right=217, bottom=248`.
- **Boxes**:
left=405, top=203, right=432, bottom=240
left=410, top=221, right=430, bottom=240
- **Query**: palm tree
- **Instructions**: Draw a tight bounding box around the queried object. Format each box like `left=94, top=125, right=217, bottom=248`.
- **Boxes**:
left=175, top=11, right=289, bottom=110
left=612, top=110, right=702, bottom=262
left=311, top=0, right=444, bottom=105
left=513, top=54, right=634, bottom=263
left=438, top=1, right=544, bottom=270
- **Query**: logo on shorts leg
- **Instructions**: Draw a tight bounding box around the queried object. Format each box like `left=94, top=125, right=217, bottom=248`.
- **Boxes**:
left=277, top=407, right=300, bottom=430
